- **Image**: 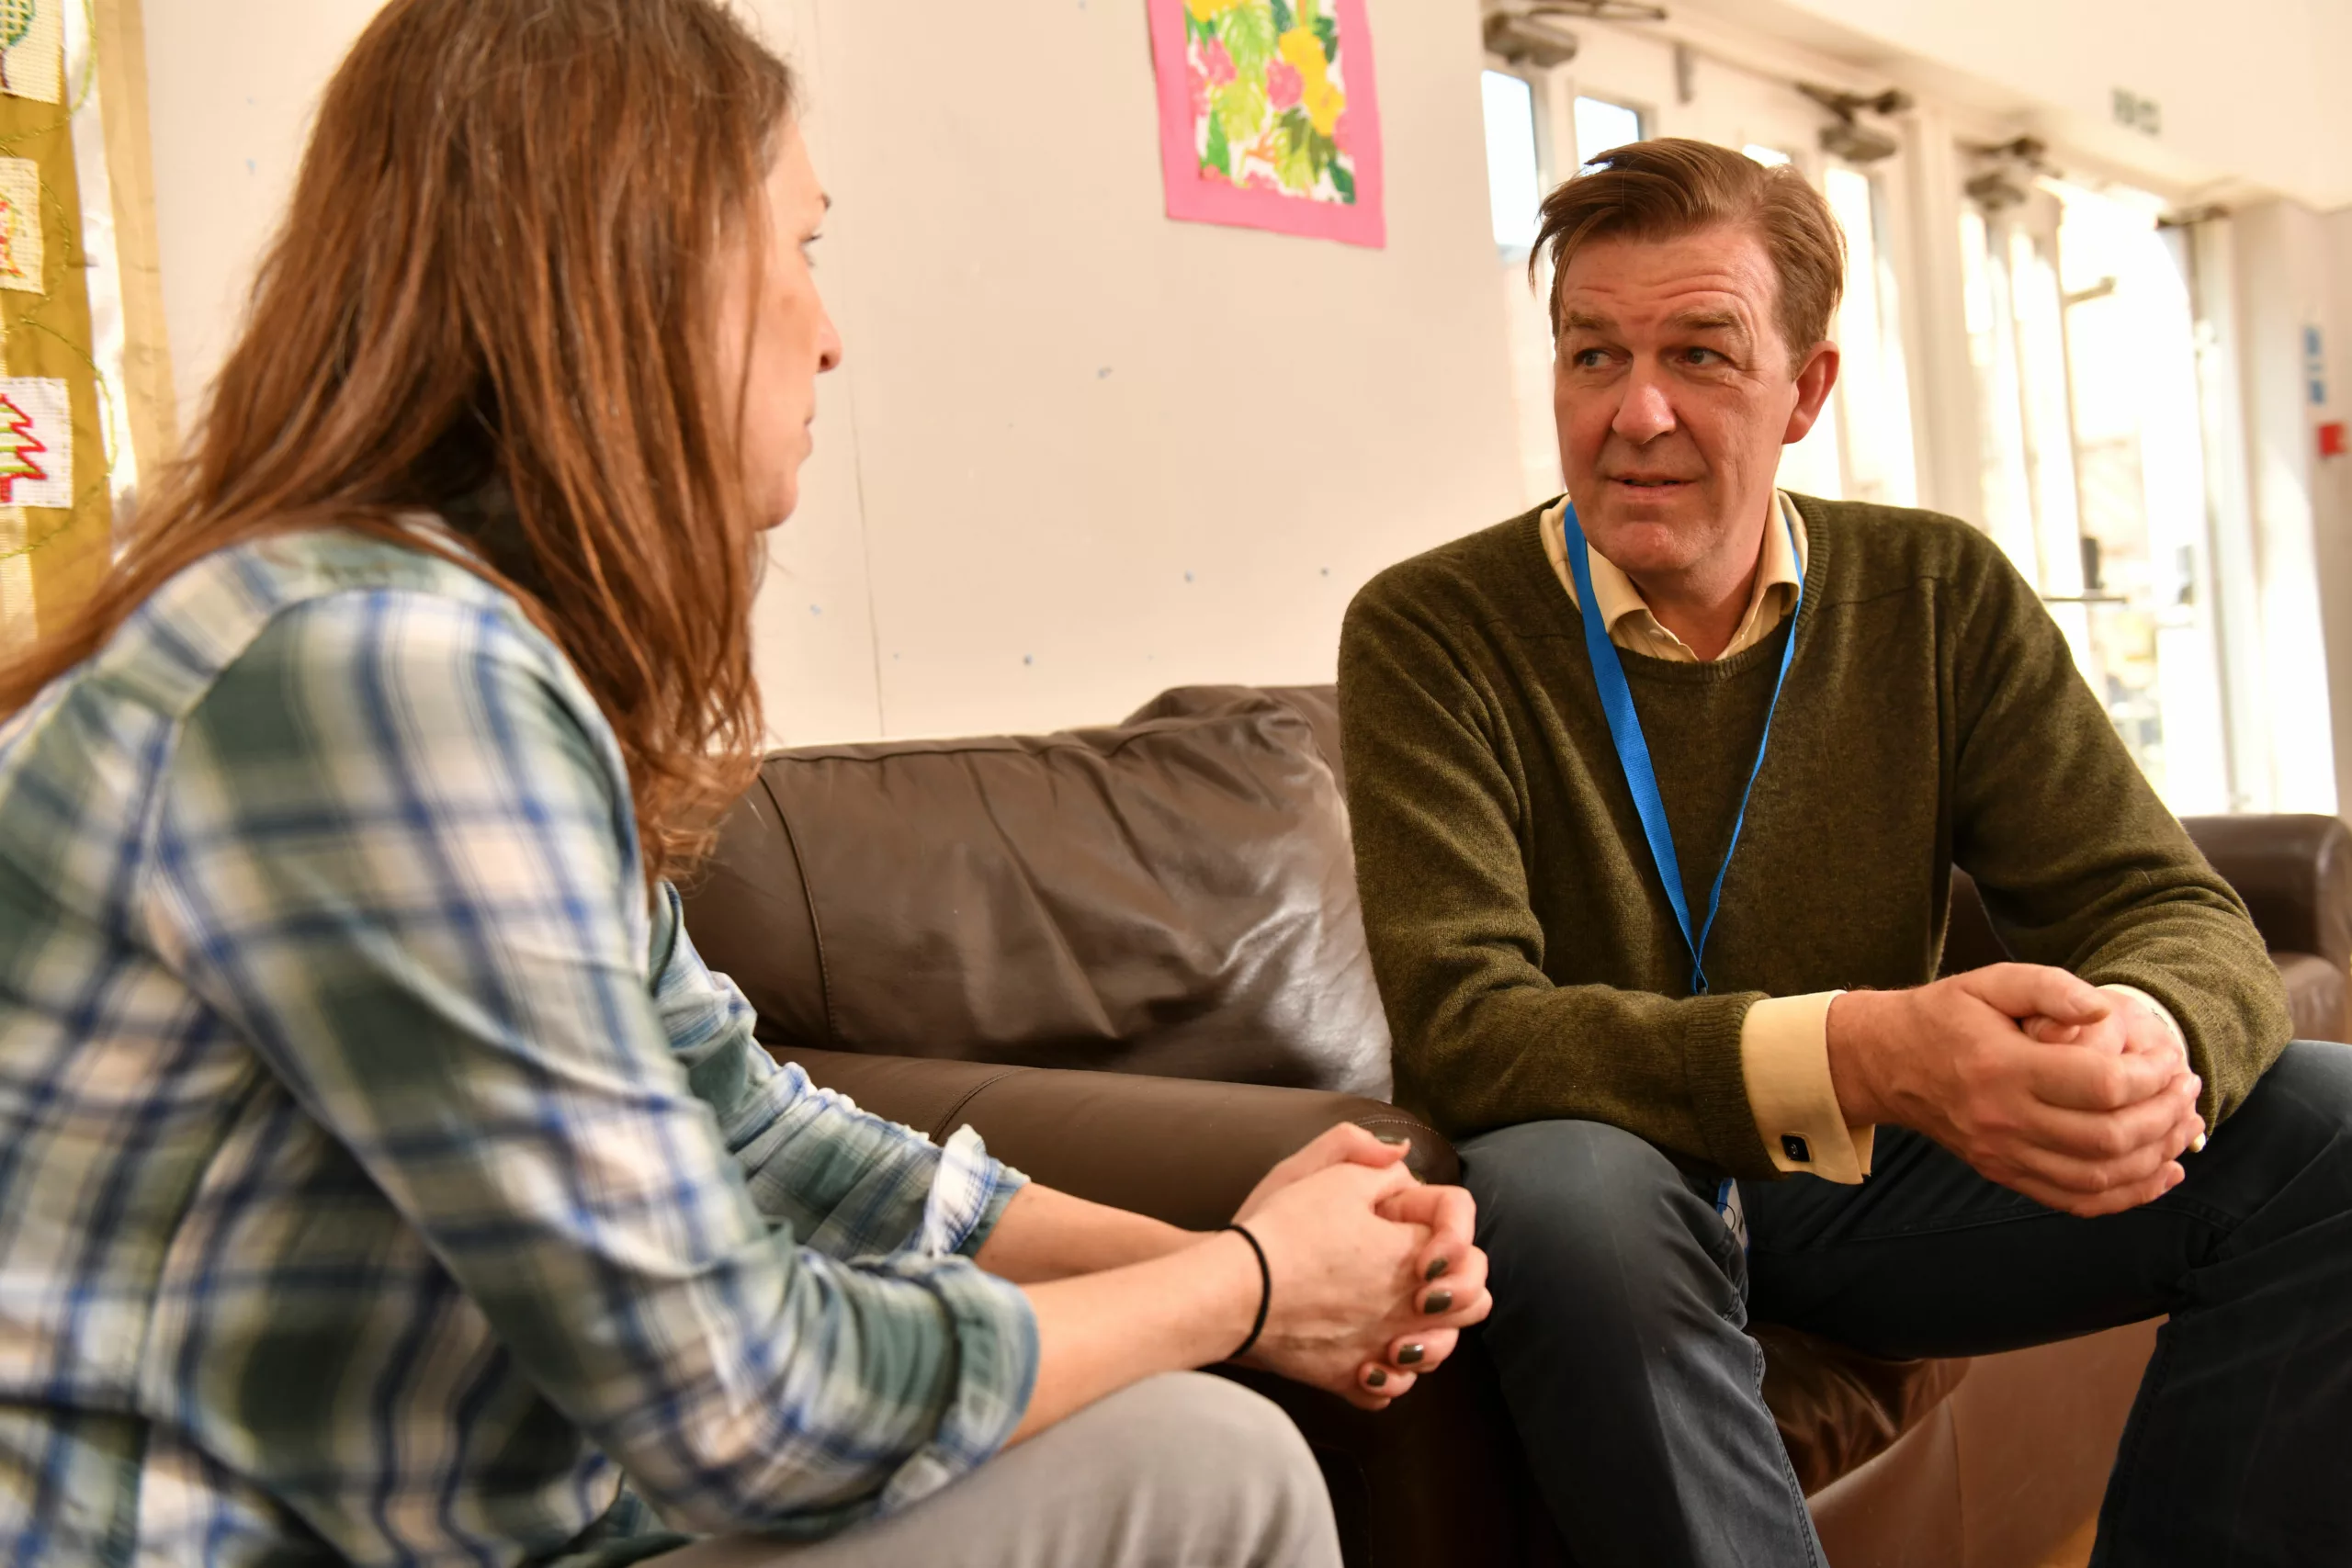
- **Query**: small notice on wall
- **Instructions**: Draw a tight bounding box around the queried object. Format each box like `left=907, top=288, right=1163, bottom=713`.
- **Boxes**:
left=0, top=158, right=40, bottom=293
left=0, top=0, right=61, bottom=106
left=1147, top=0, right=1385, bottom=248
left=0, top=377, right=70, bottom=508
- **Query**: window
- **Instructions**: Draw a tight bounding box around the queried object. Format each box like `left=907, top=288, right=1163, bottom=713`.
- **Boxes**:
left=1572, top=96, right=1644, bottom=166
left=1823, top=165, right=1918, bottom=506
left=1481, top=71, right=1544, bottom=253
left=1484, top=65, right=1566, bottom=502
left=1961, top=178, right=2231, bottom=810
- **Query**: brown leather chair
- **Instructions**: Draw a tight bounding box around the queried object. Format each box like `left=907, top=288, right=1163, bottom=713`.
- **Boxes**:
left=680, top=684, right=2351, bottom=1568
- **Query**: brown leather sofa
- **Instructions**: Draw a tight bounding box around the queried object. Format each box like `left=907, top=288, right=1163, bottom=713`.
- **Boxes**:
left=680, top=683, right=2352, bottom=1568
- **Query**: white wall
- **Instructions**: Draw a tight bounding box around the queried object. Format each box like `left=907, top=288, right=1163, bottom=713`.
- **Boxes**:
left=144, top=0, right=387, bottom=421
left=2308, top=208, right=2352, bottom=810
left=139, top=0, right=2352, bottom=750
left=2228, top=201, right=2345, bottom=815
left=1685, top=0, right=2352, bottom=211
left=752, top=0, right=1522, bottom=740
left=144, top=0, right=1525, bottom=744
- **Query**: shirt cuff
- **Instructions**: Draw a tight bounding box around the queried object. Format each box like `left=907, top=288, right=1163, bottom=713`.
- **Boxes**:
left=866, top=1253, right=1039, bottom=1515
left=1740, top=991, right=1875, bottom=1184
left=2098, top=983, right=2188, bottom=1054
left=922, top=1124, right=1028, bottom=1260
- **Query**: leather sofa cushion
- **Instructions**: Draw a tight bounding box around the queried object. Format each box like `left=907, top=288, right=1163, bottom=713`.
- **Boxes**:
left=1754, top=1323, right=1971, bottom=1495
left=683, top=690, right=1395, bottom=1097
left=2274, top=951, right=2346, bottom=1043
left=1131, top=683, right=1350, bottom=797
left=2178, top=813, right=2352, bottom=971
left=780, top=1045, right=1452, bottom=1229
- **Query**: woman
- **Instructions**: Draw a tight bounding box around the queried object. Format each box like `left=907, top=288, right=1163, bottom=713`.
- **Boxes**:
left=0, top=2, right=1488, bottom=1564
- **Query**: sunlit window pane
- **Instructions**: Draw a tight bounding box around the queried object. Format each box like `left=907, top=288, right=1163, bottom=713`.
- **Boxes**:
left=2048, top=181, right=2229, bottom=811
left=1481, top=71, right=1543, bottom=252
left=1573, top=96, right=1644, bottom=165
left=1824, top=164, right=1918, bottom=507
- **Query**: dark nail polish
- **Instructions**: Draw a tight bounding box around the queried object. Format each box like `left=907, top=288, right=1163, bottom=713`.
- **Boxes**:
left=1374, top=1133, right=1409, bottom=1145
left=1425, top=1257, right=1451, bottom=1281
left=1422, top=1288, right=1453, bottom=1314
left=1366, top=1369, right=1387, bottom=1388
left=1397, top=1343, right=1426, bottom=1366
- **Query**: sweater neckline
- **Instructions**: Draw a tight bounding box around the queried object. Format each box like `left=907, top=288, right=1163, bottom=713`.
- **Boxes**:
left=1520, top=497, right=1829, bottom=685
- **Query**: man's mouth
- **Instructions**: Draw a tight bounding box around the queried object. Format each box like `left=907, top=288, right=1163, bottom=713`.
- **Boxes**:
left=1608, top=475, right=1694, bottom=490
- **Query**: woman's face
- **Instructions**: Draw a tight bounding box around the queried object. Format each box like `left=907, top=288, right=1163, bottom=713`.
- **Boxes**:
left=718, top=120, right=842, bottom=528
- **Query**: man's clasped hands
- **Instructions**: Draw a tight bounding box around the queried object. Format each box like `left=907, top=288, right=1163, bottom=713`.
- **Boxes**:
left=1829, top=963, right=2206, bottom=1218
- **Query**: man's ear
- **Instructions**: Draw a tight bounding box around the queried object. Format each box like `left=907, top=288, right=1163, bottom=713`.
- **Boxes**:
left=1781, top=342, right=1841, bottom=446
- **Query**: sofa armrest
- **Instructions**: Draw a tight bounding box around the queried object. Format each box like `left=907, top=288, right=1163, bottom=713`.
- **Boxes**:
left=2181, top=813, right=2352, bottom=970
left=770, top=1043, right=1456, bottom=1232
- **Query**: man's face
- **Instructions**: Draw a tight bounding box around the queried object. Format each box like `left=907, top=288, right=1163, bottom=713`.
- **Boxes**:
left=1552, top=223, right=1837, bottom=585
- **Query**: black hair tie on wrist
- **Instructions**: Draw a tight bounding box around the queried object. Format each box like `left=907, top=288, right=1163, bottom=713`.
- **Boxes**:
left=1222, top=1224, right=1272, bottom=1360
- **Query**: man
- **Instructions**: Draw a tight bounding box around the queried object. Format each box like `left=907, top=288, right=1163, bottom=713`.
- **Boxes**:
left=1339, top=137, right=2352, bottom=1566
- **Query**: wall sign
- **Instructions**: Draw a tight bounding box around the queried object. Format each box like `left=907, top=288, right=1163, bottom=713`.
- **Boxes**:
left=2111, top=87, right=2161, bottom=138
left=1148, top=0, right=1385, bottom=248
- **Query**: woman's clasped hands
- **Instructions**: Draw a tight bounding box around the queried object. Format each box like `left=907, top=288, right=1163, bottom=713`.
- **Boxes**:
left=1227, top=1123, right=1493, bottom=1409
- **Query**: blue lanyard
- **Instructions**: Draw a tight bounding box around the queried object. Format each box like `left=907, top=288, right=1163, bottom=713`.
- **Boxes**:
left=1563, top=502, right=1804, bottom=997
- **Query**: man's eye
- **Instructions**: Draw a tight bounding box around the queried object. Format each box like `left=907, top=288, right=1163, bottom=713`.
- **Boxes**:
left=1681, top=346, right=1723, bottom=366
left=1570, top=348, right=1610, bottom=368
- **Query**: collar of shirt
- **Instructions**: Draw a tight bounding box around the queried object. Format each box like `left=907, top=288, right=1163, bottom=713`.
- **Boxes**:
left=1540, top=491, right=1812, bottom=664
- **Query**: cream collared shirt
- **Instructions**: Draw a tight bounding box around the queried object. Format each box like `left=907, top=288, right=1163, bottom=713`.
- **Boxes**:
left=1540, top=493, right=2187, bottom=1184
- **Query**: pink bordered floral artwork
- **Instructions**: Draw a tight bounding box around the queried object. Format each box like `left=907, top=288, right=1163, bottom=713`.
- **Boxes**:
left=1147, top=0, right=1385, bottom=248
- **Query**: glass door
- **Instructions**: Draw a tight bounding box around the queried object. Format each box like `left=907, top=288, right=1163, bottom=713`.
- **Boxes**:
left=1961, top=175, right=2232, bottom=811
left=1480, top=64, right=1569, bottom=506
left=1822, top=162, right=1918, bottom=507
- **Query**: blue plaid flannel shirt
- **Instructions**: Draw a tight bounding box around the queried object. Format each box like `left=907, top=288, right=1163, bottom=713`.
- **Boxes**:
left=0, top=529, right=1036, bottom=1566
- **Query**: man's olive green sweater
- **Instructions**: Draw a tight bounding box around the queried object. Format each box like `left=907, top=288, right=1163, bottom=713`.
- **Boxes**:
left=1338, top=494, right=2291, bottom=1179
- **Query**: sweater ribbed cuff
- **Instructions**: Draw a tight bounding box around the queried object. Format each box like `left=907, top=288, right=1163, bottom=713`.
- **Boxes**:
left=1685, top=992, right=1777, bottom=1177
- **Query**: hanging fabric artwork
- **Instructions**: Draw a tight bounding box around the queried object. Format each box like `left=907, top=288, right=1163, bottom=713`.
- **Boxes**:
left=0, top=157, right=39, bottom=292
left=0, top=0, right=138, bottom=649
left=0, top=0, right=61, bottom=107
left=0, top=376, right=68, bottom=505
left=1146, top=0, right=1385, bottom=247
left=0, top=374, right=70, bottom=644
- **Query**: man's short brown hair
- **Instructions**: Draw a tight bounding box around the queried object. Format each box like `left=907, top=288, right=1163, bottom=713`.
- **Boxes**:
left=1532, top=137, right=1845, bottom=367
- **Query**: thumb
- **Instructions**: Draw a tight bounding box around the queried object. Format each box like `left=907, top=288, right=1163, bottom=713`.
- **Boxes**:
left=1960, top=963, right=2110, bottom=1028
left=1318, top=1121, right=1412, bottom=1171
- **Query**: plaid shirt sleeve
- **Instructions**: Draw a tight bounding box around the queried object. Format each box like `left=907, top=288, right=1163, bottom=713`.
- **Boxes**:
left=139, top=588, right=1038, bottom=1537
left=645, top=882, right=1026, bottom=1264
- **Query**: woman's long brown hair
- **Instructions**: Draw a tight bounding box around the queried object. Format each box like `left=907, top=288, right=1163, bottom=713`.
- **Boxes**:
left=0, top=0, right=794, bottom=882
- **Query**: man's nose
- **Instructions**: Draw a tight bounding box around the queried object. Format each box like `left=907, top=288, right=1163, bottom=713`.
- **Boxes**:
left=1611, top=369, right=1676, bottom=445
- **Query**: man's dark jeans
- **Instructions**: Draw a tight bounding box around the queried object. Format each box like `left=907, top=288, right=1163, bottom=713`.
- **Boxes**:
left=1458, top=1041, right=2352, bottom=1567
